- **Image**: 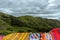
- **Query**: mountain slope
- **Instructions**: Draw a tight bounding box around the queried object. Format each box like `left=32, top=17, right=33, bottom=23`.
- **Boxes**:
left=0, top=19, right=12, bottom=30
left=17, top=16, right=60, bottom=32
left=0, top=13, right=36, bottom=32
left=0, top=12, right=60, bottom=33
left=0, top=12, right=16, bottom=25
left=0, top=19, right=14, bottom=35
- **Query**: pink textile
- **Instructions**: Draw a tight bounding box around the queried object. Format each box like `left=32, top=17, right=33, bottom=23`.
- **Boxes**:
left=0, top=36, right=4, bottom=40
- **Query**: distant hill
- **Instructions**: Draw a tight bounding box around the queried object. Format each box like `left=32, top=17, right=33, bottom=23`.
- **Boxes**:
left=0, top=12, right=60, bottom=34
left=17, top=16, right=60, bottom=32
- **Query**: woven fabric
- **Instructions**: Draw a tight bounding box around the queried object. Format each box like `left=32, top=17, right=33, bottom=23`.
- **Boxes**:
left=0, top=35, right=4, bottom=40
left=2, top=28, right=60, bottom=40
left=3, top=33, right=30, bottom=40
left=30, top=33, right=40, bottom=40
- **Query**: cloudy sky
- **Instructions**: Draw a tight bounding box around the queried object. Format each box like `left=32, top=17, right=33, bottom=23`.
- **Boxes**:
left=0, top=0, right=60, bottom=19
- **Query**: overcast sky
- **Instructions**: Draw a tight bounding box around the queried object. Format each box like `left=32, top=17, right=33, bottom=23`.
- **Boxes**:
left=0, top=0, right=60, bottom=19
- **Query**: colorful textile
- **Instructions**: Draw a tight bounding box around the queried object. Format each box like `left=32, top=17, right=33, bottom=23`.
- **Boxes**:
left=3, top=33, right=30, bottom=40
left=46, top=33, right=52, bottom=40
left=0, top=35, right=4, bottom=40
left=50, top=28, right=60, bottom=40
left=2, top=28, right=60, bottom=40
left=30, top=33, right=40, bottom=40
left=40, top=32, right=47, bottom=40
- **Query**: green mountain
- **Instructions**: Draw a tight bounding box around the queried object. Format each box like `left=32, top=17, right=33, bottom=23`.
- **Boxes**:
left=17, top=16, right=60, bottom=32
left=0, top=12, right=60, bottom=34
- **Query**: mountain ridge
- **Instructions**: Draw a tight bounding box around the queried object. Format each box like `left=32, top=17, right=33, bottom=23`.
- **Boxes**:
left=0, top=12, right=60, bottom=34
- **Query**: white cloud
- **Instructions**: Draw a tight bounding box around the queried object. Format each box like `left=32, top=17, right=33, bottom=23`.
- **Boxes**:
left=48, top=0, right=55, bottom=3
left=0, top=0, right=60, bottom=20
left=0, top=8, right=13, bottom=14
left=47, top=0, right=56, bottom=9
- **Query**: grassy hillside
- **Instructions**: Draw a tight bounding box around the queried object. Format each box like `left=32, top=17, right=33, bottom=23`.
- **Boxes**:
left=17, top=16, right=60, bottom=32
left=0, top=19, right=14, bottom=35
left=0, top=12, right=60, bottom=34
